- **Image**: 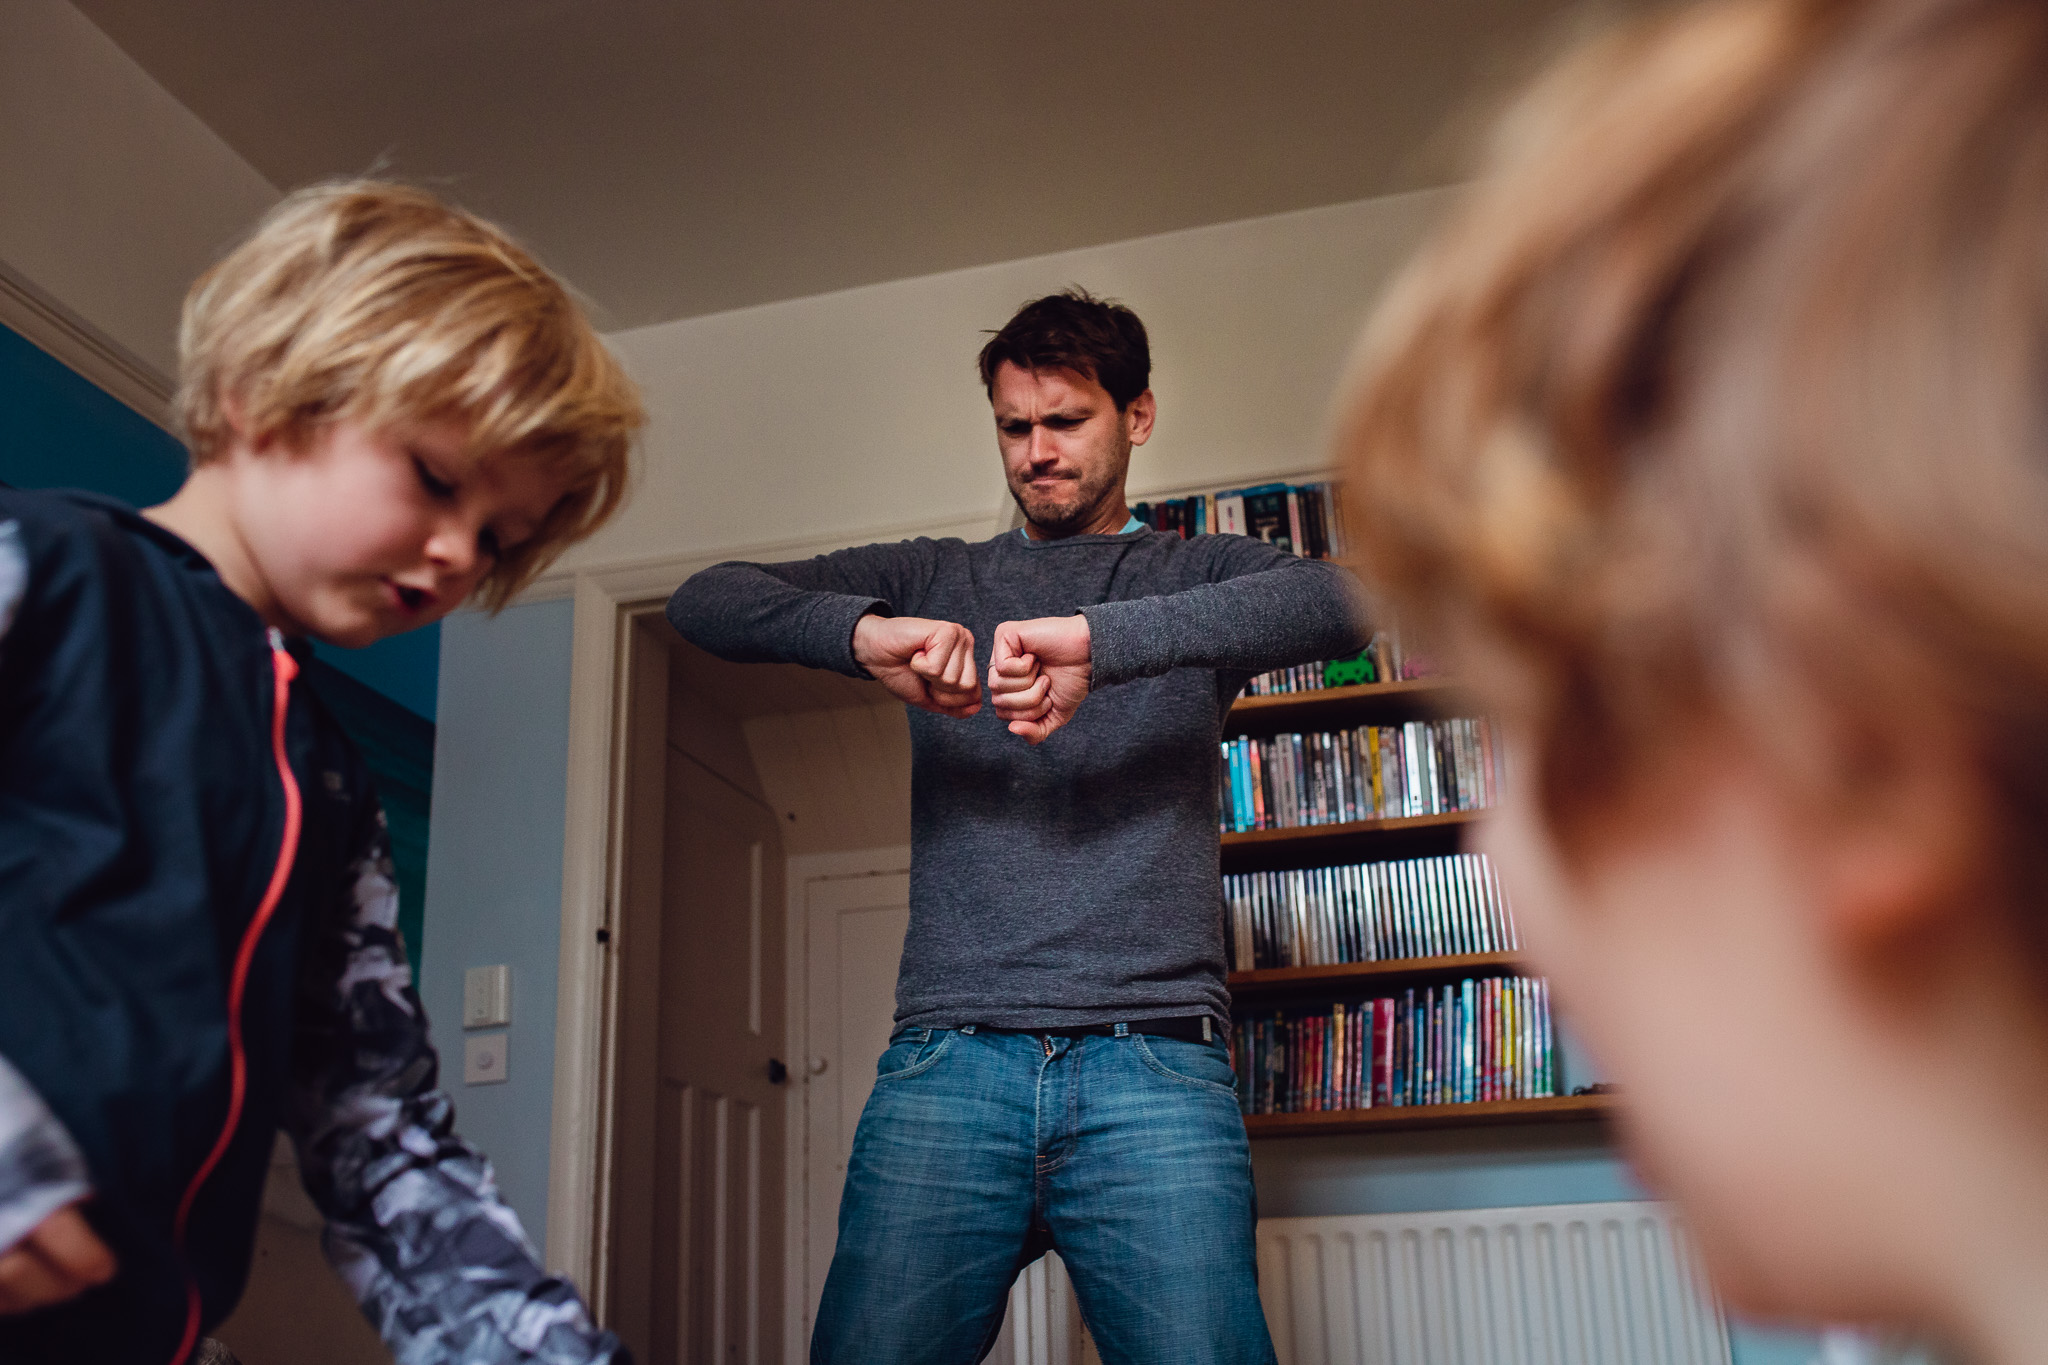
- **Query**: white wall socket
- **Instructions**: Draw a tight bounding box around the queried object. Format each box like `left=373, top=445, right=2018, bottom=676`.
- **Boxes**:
left=463, top=1032, right=508, bottom=1086
left=463, top=964, right=511, bottom=1029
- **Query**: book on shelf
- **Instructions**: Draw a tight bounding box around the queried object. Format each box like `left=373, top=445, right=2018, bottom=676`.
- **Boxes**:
left=1130, top=479, right=1346, bottom=560
left=1218, top=716, right=1501, bottom=833
left=1232, top=975, right=1555, bottom=1115
left=1223, top=851, right=1517, bottom=972
left=1243, top=630, right=1437, bottom=695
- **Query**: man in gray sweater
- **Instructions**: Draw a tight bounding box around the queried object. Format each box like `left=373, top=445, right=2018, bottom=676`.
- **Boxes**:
left=667, top=290, right=1363, bottom=1365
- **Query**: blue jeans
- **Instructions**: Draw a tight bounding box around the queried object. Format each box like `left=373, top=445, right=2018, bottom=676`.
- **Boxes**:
left=811, top=1024, right=1277, bottom=1365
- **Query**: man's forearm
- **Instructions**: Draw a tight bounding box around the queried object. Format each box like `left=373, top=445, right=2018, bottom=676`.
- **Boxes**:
left=1082, top=556, right=1368, bottom=688
left=667, top=561, right=884, bottom=675
left=668, top=536, right=946, bottom=676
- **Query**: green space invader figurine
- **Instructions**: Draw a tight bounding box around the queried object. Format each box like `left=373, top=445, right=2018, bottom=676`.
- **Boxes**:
left=1323, top=647, right=1376, bottom=688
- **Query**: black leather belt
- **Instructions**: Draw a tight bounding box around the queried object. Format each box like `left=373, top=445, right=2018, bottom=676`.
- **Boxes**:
left=980, top=1016, right=1215, bottom=1043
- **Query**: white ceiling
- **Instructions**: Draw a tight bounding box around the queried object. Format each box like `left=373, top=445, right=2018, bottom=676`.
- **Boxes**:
left=71, top=0, right=1595, bottom=331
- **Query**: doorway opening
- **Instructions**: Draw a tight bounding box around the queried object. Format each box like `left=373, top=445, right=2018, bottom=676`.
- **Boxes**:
left=596, top=611, right=1097, bottom=1364
left=600, top=615, right=908, bottom=1362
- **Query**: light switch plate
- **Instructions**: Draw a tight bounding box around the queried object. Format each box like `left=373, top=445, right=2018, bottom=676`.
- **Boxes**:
left=463, top=964, right=511, bottom=1029
left=464, top=1032, right=508, bottom=1085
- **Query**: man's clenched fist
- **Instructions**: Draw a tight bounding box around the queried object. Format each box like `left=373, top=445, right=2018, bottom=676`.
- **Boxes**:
left=988, top=615, right=1092, bottom=744
left=852, top=614, right=982, bottom=718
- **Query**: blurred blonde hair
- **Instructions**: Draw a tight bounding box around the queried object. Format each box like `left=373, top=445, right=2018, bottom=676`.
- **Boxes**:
left=1339, top=0, right=2048, bottom=922
left=175, top=180, right=644, bottom=609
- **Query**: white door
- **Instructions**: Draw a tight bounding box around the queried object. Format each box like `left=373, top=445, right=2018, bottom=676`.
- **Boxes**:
left=801, top=869, right=911, bottom=1331
left=799, top=870, right=1096, bottom=1365
left=657, top=750, right=786, bottom=1365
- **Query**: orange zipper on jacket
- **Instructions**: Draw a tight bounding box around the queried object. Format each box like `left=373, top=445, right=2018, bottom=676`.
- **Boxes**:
left=167, top=634, right=302, bottom=1365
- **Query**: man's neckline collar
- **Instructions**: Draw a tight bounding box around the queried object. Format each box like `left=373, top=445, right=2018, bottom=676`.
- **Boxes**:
left=1017, top=514, right=1146, bottom=544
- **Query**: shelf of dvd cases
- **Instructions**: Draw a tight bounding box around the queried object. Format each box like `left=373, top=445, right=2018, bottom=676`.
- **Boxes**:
left=1214, top=668, right=1593, bottom=1137
left=1242, top=1094, right=1613, bottom=1138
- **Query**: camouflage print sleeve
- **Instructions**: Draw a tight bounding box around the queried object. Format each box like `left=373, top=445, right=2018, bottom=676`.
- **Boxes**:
left=285, top=804, right=628, bottom=1365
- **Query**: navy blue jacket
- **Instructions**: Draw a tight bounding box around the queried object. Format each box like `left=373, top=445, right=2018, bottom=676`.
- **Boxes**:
left=0, top=489, right=620, bottom=1364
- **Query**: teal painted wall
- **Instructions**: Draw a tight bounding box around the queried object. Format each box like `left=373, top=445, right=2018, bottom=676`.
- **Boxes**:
left=0, top=319, right=186, bottom=503
left=314, top=628, right=441, bottom=722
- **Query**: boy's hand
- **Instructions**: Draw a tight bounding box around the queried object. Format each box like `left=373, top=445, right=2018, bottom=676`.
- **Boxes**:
left=988, top=615, right=1092, bottom=745
left=852, top=614, right=982, bottom=718
left=0, top=1203, right=116, bottom=1314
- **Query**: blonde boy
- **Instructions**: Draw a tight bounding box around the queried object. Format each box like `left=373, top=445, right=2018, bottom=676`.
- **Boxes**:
left=0, top=181, right=642, bottom=1364
left=1340, top=0, right=2048, bottom=1359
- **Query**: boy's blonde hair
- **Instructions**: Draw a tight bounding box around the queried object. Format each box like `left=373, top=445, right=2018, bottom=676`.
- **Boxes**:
left=175, top=180, right=645, bottom=609
left=1338, top=0, right=2048, bottom=941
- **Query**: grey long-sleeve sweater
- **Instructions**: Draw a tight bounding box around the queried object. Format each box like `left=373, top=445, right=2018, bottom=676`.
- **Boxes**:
left=667, top=526, right=1367, bottom=1029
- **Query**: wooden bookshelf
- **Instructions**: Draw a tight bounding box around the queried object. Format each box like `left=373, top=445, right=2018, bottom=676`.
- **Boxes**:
left=1219, top=668, right=1579, bottom=1141
left=1228, top=950, right=1524, bottom=999
left=1219, top=809, right=1482, bottom=870
left=1226, top=677, right=1471, bottom=737
left=1229, top=677, right=1465, bottom=715
left=1242, top=1093, right=1614, bottom=1139
left=1220, top=809, right=1479, bottom=850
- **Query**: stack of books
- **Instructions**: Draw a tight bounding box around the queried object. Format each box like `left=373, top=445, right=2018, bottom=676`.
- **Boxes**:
left=1223, top=852, right=1516, bottom=971
left=1218, top=717, right=1501, bottom=832
left=1131, top=480, right=1346, bottom=559
left=1233, top=976, right=1556, bottom=1114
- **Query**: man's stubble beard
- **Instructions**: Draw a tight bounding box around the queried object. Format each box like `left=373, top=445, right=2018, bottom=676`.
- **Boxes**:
left=1007, top=441, right=1130, bottom=538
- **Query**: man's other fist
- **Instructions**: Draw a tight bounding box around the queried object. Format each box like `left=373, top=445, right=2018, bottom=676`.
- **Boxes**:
left=988, top=615, right=1092, bottom=744
left=852, top=614, right=982, bottom=718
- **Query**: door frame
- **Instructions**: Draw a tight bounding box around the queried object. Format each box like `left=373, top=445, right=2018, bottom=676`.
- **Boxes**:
left=536, top=509, right=1003, bottom=1323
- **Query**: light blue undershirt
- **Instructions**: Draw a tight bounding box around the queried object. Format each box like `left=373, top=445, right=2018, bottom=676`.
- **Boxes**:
left=1018, top=514, right=1145, bottom=544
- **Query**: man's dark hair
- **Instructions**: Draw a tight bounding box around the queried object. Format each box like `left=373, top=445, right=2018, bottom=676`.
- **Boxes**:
left=977, top=288, right=1151, bottom=410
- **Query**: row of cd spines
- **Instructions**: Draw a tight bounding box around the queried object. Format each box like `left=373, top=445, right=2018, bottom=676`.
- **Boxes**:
left=1223, top=851, right=1518, bottom=973
left=1219, top=717, right=1500, bottom=833
left=1232, top=976, right=1556, bottom=1115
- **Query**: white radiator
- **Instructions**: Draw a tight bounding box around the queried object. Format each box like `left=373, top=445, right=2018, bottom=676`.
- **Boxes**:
left=988, top=1201, right=1726, bottom=1365
left=990, top=1251, right=1099, bottom=1365
left=1257, top=1201, right=1731, bottom=1365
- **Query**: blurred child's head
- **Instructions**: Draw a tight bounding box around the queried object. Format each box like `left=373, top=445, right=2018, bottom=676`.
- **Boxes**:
left=173, top=180, right=643, bottom=639
left=1338, top=0, right=2048, bottom=1346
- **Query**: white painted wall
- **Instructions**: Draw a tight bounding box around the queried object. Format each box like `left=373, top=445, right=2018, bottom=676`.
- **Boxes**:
left=0, top=0, right=278, bottom=379
left=563, top=188, right=1451, bottom=576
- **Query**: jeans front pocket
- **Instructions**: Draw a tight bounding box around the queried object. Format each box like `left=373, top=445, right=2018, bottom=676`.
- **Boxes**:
left=874, top=1027, right=954, bottom=1083
left=1132, top=1032, right=1241, bottom=1098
